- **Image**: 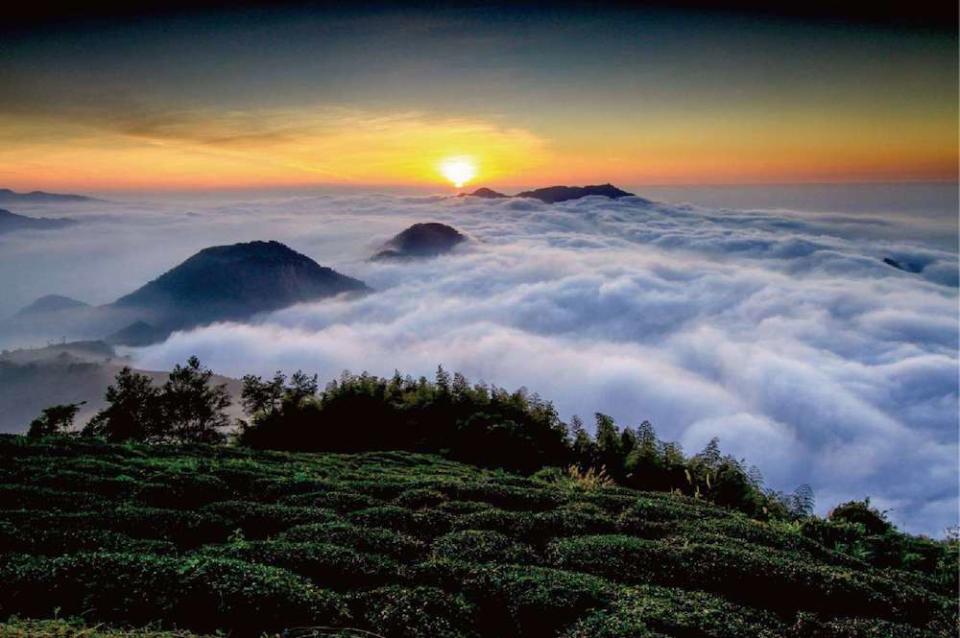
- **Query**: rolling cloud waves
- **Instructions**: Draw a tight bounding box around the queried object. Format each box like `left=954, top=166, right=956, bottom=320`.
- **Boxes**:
left=2, top=192, right=956, bottom=534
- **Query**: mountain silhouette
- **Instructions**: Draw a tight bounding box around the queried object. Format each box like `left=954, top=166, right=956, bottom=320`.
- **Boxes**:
left=15, top=295, right=88, bottom=317
left=372, top=223, right=467, bottom=260
left=113, top=240, right=369, bottom=331
left=515, top=183, right=634, bottom=203
left=0, top=208, right=76, bottom=234
left=0, top=188, right=97, bottom=204
left=460, top=187, right=508, bottom=199
left=457, top=183, right=635, bottom=204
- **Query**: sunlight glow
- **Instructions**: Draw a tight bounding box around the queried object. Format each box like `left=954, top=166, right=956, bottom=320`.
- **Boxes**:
left=439, top=157, right=478, bottom=188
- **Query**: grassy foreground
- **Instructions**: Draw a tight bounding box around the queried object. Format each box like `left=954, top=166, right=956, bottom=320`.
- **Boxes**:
left=0, top=436, right=955, bottom=637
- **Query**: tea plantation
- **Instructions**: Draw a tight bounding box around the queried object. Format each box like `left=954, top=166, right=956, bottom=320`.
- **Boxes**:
left=0, top=435, right=955, bottom=637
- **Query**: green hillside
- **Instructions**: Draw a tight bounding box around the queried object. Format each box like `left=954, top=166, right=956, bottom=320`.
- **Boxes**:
left=0, top=436, right=955, bottom=637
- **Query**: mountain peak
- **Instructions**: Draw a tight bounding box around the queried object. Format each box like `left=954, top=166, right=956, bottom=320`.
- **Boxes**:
left=14, top=294, right=89, bottom=317
left=515, top=183, right=634, bottom=203
left=372, top=222, right=467, bottom=260
left=113, top=240, right=369, bottom=329
left=461, top=187, right=509, bottom=199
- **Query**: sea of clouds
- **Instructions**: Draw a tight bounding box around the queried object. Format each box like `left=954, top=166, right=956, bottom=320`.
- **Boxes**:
left=1, top=190, right=956, bottom=534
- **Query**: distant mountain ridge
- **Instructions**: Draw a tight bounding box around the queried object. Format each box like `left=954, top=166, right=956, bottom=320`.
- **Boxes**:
left=0, top=208, right=76, bottom=234
left=460, top=183, right=634, bottom=203
left=0, top=188, right=98, bottom=204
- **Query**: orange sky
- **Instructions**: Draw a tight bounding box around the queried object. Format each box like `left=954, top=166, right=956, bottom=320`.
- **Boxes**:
left=1, top=8, right=956, bottom=192
left=0, top=104, right=955, bottom=192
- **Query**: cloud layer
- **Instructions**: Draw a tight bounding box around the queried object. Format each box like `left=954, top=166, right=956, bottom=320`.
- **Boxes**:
left=2, top=190, right=957, bottom=534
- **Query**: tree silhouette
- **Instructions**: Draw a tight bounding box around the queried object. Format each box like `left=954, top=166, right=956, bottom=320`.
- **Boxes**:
left=27, top=401, right=85, bottom=438
left=84, top=367, right=161, bottom=442
left=160, top=356, right=231, bottom=444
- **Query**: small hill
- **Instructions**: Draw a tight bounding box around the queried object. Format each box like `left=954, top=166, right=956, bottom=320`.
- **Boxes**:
left=0, top=208, right=76, bottom=234
left=516, top=183, right=634, bottom=204
left=112, top=240, right=369, bottom=330
left=0, top=188, right=97, bottom=204
left=14, top=294, right=88, bottom=317
left=0, top=437, right=953, bottom=637
left=461, top=187, right=509, bottom=199
left=372, top=222, right=467, bottom=260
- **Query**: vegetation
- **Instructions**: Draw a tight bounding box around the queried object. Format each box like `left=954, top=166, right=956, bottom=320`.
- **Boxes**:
left=82, top=357, right=229, bottom=444
left=27, top=401, right=85, bottom=439
left=3, top=360, right=956, bottom=636
left=0, top=436, right=955, bottom=637
left=236, top=367, right=819, bottom=520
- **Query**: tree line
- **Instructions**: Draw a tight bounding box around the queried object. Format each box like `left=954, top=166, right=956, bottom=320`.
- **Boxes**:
left=28, top=357, right=813, bottom=519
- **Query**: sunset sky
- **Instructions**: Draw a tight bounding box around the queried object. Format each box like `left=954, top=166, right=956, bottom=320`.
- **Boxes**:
left=1, top=3, right=956, bottom=191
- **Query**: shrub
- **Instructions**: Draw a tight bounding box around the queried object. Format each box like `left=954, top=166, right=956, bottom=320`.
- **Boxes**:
left=135, top=474, right=229, bottom=509
left=531, top=509, right=619, bottom=540
left=548, top=535, right=940, bottom=623
left=432, top=530, right=538, bottom=564
left=355, top=586, right=476, bottom=638
left=443, top=483, right=563, bottom=511
left=177, top=555, right=351, bottom=634
left=395, top=488, right=448, bottom=509
left=0, top=524, right=176, bottom=556
left=0, top=552, right=351, bottom=636
left=278, top=521, right=426, bottom=560
left=0, top=552, right=181, bottom=623
left=619, top=496, right=734, bottom=524
left=787, top=612, right=939, bottom=637
left=562, top=584, right=786, bottom=638
left=31, top=470, right=141, bottom=498
left=349, top=506, right=452, bottom=539
left=282, top=490, right=380, bottom=512
left=469, top=564, right=613, bottom=637
left=198, top=540, right=398, bottom=589
left=408, top=560, right=613, bottom=637
left=0, top=484, right=106, bottom=512
left=109, top=505, right=232, bottom=547
left=437, top=500, right=495, bottom=515
left=201, top=501, right=333, bottom=538
left=453, top=509, right=538, bottom=540
left=252, top=477, right=338, bottom=499
left=829, top=500, right=892, bottom=535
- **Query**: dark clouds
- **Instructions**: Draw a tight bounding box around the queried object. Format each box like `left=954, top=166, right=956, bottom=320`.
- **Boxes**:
left=1, top=190, right=956, bottom=535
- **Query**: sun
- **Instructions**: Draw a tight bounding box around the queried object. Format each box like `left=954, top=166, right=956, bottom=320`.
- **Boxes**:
left=439, top=157, right=477, bottom=188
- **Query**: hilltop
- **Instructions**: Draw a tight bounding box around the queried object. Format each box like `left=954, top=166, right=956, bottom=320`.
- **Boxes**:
left=3, top=241, right=369, bottom=347
left=515, top=184, right=635, bottom=203
left=372, top=222, right=467, bottom=260
left=0, top=435, right=954, bottom=638
left=14, top=294, right=88, bottom=317
left=460, top=184, right=635, bottom=204
left=114, top=241, right=369, bottom=330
